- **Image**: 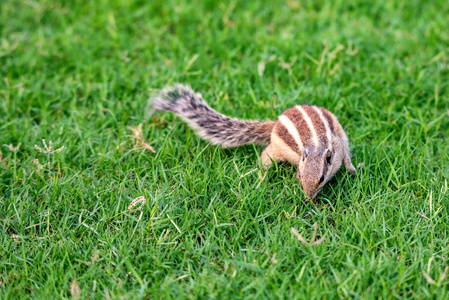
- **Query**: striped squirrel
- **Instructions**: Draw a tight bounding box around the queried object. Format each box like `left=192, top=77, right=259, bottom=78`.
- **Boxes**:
left=151, top=84, right=356, bottom=199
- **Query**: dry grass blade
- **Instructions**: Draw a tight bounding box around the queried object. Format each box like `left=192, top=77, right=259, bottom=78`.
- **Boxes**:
left=437, top=266, right=449, bottom=285
left=291, top=224, right=325, bottom=246
left=35, top=139, right=64, bottom=154
left=240, top=168, right=258, bottom=178
left=32, top=159, right=47, bottom=171
left=311, top=237, right=325, bottom=245
left=91, top=250, right=99, bottom=265
left=422, top=271, right=436, bottom=285
left=70, top=280, right=81, bottom=300
left=290, top=228, right=308, bottom=244
left=283, top=206, right=297, bottom=219
left=7, top=143, right=21, bottom=152
left=256, top=170, right=267, bottom=189
left=310, top=223, right=318, bottom=243
left=128, top=196, right=147, bottom=213
left=416, top=212, right=429, bottom=219
left=129, top=124, right=156, bottom=153
left=140, top=142, right=156, bottom=153
left=167, top=213, right=182, bottom=234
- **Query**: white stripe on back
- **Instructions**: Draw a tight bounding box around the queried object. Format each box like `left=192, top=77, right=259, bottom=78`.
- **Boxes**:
left=312, top=106, right=332, bottom=149
left=278, top=115, right=303, bottom=151
left=296, top=106, right=318, bottom=146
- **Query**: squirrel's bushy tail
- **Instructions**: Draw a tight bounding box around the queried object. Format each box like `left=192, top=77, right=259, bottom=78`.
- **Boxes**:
left=150, top=84, right=275, bottom=147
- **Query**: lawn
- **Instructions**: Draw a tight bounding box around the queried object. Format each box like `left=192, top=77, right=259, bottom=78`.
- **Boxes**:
left=1, top=0, right=448, bottom=298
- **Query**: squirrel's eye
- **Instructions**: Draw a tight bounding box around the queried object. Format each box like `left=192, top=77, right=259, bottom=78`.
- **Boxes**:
left=326, top=154, right=332, bottom=165
left=319, top=175, right=324, bottom=184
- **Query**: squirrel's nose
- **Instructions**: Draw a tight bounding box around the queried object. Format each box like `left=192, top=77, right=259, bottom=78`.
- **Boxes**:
left=301, top=185, right=317, bottom=199
left=300, top=179, right=315, bottom=199
left=306, top=191, right=316, bottom=199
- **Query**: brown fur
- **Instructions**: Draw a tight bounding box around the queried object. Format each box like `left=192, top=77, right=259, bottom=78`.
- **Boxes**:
left=151, top=84, right=356, bottom=199
left=151, top=84, right=275, bottom=147
left=318, top=107, right=335, bottom=133
left=301, top=105, right=328, bottom=147
left=275, top=122, right=300, bottom=153
left=282, top=107, right=312, bottom=147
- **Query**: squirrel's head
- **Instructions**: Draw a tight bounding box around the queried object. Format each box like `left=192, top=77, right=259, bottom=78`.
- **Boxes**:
left=296, top=147, right=343, bottom=199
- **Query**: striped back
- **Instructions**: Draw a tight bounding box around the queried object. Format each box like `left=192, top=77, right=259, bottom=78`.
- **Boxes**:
left=275, top=105, right=335, bottom=154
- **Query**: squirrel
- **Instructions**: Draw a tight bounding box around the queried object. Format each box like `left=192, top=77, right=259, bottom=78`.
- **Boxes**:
left=150, top=84, right=356, bottom=199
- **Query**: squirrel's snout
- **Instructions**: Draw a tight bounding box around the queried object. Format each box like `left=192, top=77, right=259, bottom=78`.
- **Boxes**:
left=300, top=181, right=318, bottom=199
left=305, top=189, right=318, bottom=200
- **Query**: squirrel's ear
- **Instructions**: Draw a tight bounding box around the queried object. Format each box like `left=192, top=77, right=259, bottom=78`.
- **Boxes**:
left=323, top=149, right=332, bottom=165
left=301, top=149, right=309, bottom=161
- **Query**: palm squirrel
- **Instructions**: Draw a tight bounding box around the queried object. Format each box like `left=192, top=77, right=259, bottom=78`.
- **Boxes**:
left=150, top=84, right=356, bottom=198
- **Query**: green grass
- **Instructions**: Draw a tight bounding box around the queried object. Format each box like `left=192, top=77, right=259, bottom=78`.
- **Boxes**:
left=1, top=0, right=449, bottom=298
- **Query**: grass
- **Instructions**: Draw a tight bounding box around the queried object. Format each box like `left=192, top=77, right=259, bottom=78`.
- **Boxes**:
left=1, top=0, right=448, bottom=298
